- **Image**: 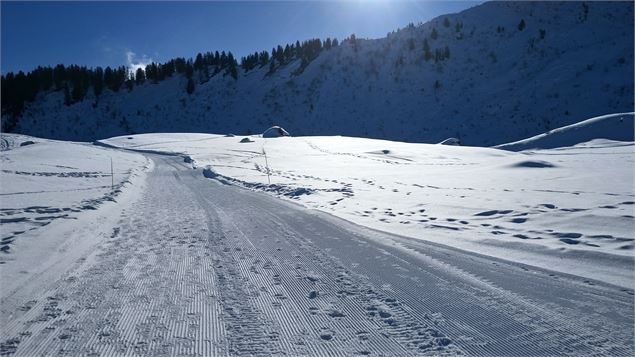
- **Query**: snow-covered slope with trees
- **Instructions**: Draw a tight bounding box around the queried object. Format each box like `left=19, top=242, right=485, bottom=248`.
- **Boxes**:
left=4, top=1, right=633, bottom=145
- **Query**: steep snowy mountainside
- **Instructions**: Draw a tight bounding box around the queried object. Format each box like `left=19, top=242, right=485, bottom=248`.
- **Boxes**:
left=496, top=112, right=635, bottom=151
left=10, top=1, right=634, bottom=145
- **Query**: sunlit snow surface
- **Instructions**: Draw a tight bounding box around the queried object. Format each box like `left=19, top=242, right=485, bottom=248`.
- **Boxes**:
left=102, top=122, right=634, bottom=287
left=0, top=134, right=150, bottom=259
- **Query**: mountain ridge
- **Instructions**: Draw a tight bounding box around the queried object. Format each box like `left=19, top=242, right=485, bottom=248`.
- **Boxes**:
left=4, top=1, right=634, bottom=145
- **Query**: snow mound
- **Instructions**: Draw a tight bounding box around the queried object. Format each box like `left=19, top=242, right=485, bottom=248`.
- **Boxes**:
left=263, top=126, right=290, bottom=138
left=495, top=113, right=634, bottom=151
left=1, top=134, right=38, bottom=151
left=438, top=138, right=461, bottom=146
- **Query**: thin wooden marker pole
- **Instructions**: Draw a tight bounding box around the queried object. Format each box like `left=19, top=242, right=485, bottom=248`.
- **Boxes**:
left=110, top=157, right=114, bottom=190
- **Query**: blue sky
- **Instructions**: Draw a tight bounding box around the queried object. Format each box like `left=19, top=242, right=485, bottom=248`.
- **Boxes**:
left=1, top=1, right=480, bottom=74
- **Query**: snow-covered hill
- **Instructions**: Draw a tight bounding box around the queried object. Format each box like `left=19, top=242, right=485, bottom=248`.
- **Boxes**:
left=7, top=1, right=634, bottom=145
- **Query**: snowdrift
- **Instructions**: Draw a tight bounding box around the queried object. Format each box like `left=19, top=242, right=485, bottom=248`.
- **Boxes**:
left=495, top=113, right=635, bottom=151
left=262, top=126, right=290, bottom=138
left=438, top=138, right=461, bottom=146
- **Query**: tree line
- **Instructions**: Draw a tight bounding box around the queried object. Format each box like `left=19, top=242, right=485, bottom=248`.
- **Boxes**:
left=2, top=36, right=340, bottom=124
left=240, top=37, right=339, bottom=74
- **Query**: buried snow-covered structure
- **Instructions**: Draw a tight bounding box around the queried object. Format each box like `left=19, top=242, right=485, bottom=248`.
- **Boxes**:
left=263, top=126, right=290, bottom=138
left=438, top=137, right=461, bottom=146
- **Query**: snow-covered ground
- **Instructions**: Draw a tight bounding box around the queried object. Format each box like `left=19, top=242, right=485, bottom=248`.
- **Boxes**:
left=2, top=122, right=633, bottom=355
left=102, top=114, right=635, bottom=288
left=0, top=134, right=150, bottom=287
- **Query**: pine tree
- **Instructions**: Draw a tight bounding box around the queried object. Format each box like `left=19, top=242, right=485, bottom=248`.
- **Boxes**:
left=185, top=62, right=194, bottom=79
left=443, top=17, right=451, bottom=28
left=163, top=61, right=175, bottom=77
left=186, top=77, right=195, bottom=94
left=581, top=3, right=589, bottom=22
left=259, top=51, right=269, bottom=66
left=228, top=60, right=238, bottom=80
left=53, top=64, right=66, bottom=91
left=175, top=58, right=187, bottom=73
left=125, top=79, right=134, bottom=92
left=283, top=44, right=292, bottom=63
left=518, top=19, right=526, bottom=31
left=202, top=64, right=210, bottom=82
left=423, top=39, right=432, bottom=61
left=64, top=83, right=72, bottom=106
left=194, top=53, right=204, bottom=70
left=71, top=82, right=84, bottom=103
left=103, top=66, right=113, bottom=89
left=325, top=38, right=332, bottom=50
left=349, top=33, right=358, bottom=52
left=135, top=68, right=146, bottom=84
left=92, top=67, right=104, bottom=97
left=431, top=28, right=438, bottom=40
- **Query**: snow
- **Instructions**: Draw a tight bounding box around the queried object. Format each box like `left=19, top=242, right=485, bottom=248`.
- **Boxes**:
left=0, top=133, right=150, bottom=261
left=7, top=2, right=633, bottom=146
left=102, top=119, right=635, bottom=287
left=262, top=126, right=290, bottom=138
left=4, top=155, right=630, bottom=356
left=495, top=112, right=634, bottom=151
left=438, top=137, right=461, bottom=146
left=1, top=127, right=632, bottom=355
left=1, top=1, right=633, bottom=353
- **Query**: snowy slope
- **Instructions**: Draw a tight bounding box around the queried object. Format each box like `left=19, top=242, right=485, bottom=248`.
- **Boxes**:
left=0, top=133, right=150, bottom=260
left=495, top=112, right=634, bottom=151
left=102, top=129, right=635, bottom=287
left=9, top=1, right=634, bottom=145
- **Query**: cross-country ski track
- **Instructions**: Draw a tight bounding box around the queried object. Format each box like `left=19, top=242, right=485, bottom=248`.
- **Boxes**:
left=1, top=153, right=633, bottom=357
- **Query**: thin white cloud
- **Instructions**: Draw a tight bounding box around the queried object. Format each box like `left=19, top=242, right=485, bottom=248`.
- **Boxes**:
left=126, top=51, right=152, bottom=78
